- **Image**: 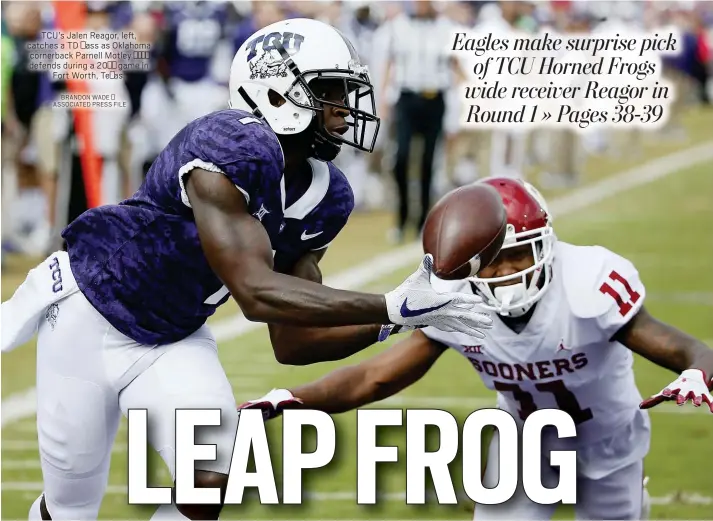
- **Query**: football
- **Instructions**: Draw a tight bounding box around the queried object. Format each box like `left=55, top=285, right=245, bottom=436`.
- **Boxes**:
left=422, top=183, right=507, bottom=280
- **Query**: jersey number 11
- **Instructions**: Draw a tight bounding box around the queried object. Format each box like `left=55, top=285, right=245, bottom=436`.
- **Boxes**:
left=599, top=270, right=641, bottom=317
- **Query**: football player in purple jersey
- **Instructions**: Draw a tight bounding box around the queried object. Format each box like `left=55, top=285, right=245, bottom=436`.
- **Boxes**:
left=2, top=18, right=493, bottom=521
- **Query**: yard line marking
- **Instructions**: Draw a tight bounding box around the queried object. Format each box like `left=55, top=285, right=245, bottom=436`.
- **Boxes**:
left=0, top=393, right=702, bottom=451
left=646, top=292, right=713, bottom=307
left=2, top=460, right=41, bottom=469
left=2, top=440, right=127, bottom=453
left=3, top=141, right=713, bottom=428
left=376, top=396, right=709, bottom=414
left=0, top=482, right=711, bottom=506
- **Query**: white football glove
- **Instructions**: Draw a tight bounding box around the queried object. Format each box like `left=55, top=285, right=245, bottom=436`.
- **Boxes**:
left=640, top=369, right=713, bottom=413
left=237, top=389, right=302, bottom=420
left=383, top=254, right=493, bottom=338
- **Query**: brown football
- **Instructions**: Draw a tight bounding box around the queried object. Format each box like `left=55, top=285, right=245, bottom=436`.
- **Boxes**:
left=422, top=183, right=507, bottom=280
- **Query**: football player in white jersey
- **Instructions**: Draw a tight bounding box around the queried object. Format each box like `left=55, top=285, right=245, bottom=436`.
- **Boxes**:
left=242, top=177, right=713, bottom=520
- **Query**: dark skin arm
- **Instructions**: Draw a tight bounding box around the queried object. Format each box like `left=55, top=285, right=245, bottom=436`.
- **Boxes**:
left=185, top=169, right=389, bottom=326
left=614, top=306, right=713, bottom=384
left=289, top=330, right=448, bottom=414
left=268, top=249, right=383, bottom=365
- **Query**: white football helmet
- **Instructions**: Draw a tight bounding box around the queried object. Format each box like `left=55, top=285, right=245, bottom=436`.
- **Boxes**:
left=229, top=18, right=380, bottom=161
left=469, top=178, right=556, bottom=317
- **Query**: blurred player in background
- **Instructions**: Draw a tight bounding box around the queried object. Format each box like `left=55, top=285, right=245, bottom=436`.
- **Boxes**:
left=45, top=1, right=134, bottom=250
left=2, top=2, right=48, bottom=256
left=232, top=3, right=270, bottom=44
left=475, top=2, right=531, bottom=180
left=243, top=177, right=713, bottom=521
left=331, top=1, right=384, bottom=211
left=1, top=17, right=493, bottom=521
left=2, top=1, right=710, bottom=258
left=84, top=2, right=132, bottom=205
left=139, top=1, right=231, bottom=173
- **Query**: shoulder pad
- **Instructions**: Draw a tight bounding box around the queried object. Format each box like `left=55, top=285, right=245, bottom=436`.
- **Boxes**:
left=193, top=110, right=283, bottom=168
left=560, top=242, right=644, bottom=320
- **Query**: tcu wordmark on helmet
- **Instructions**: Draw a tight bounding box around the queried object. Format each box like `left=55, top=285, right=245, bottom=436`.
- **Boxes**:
left=229, top=18, right=380, bottom=161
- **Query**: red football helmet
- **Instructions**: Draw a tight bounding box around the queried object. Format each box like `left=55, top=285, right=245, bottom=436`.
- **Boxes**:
left=469, top=177, right=556, bottom=317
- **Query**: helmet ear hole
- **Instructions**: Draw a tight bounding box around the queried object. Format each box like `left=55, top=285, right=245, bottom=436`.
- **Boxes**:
left=267, top=89, right=287, bottom=108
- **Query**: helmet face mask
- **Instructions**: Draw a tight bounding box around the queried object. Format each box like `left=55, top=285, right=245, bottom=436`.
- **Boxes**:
left=468, top=178, right=556, bottom=318
left=472, top=225, right=555, bottom=317
left=284, top=65, right=380, bottom=157
left=229, top=19, right=380, bottom=161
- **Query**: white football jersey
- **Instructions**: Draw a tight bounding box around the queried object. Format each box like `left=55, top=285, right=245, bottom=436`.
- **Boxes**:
left=424, top=241, right=648, bottom=447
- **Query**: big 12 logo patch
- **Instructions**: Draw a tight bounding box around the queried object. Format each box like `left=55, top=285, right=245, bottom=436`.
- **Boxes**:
left=246, top=32, right=305, bottom=62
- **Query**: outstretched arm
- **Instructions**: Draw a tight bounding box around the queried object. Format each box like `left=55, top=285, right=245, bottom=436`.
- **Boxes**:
left=289, top=330, right=447, bottom=414
left=614, top=306, right=713, bottom=377
left=240, top=330, right=448, bottom=416
left=614, top=306, right=713, bottom=411
left=186, top=169, right=388, bottom=326
left=186, top=168, right=491, bottom=336
left=268, top=249, right=383, bottom=365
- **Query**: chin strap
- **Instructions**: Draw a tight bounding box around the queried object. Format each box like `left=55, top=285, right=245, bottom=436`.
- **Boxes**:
left=311, top=131, right=341, bottom=161
left=236, top=86, right=264, bottom=119
left=492, top=283, right=533, bottom=317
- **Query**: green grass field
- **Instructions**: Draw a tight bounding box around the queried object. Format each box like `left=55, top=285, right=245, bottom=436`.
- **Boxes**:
left=2, top=114, right=713, bottom=520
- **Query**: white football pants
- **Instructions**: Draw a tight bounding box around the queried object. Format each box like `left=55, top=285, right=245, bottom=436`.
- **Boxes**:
left=474, top=411, right=649, bottom=520
left=14, top=253, right=238, bottom=519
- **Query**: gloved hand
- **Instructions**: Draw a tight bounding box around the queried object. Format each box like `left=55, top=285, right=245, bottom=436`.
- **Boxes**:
left=640, top=369, right=713, bottom=413
left=237, top=388, right=303, bottom=420
left=383, top=254, right=492, bottom=338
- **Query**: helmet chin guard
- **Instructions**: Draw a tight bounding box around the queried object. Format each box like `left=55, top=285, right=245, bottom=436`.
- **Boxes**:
left=468, top=178, right=557, bottom=317
left=472, top=225, right=555, bottom=317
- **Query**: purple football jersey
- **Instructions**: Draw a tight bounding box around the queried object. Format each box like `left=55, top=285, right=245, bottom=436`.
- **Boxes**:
left=163, top=2, right=227, bottom=82
left=274, top=159, right=354, bottom=274
left=108, top=1, right=134, bottom=30
left=62, top=109, right=354, bottom=345
left=63, top=110, right=283, bottom=345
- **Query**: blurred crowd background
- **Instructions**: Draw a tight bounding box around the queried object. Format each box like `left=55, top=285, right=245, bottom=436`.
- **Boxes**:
left=1, top=0, right=712, bottom=262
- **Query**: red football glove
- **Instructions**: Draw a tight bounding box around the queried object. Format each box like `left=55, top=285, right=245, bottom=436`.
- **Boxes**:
left=640, top=369, right=713, bottom=413
left=237, top=388, right=303, bottom=420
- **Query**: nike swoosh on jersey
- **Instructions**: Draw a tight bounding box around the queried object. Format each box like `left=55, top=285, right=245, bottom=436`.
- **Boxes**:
left=301, top=230, right=323, bottom=240
left=400, top=298, right=452, bottom=318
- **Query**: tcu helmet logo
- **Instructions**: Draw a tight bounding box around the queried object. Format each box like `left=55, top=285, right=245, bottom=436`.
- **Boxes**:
left=249, top=54, right=288, bottom=80
left=246, top=32, right=305, bottom=80
left=246, top=32, right=305, bottom=62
